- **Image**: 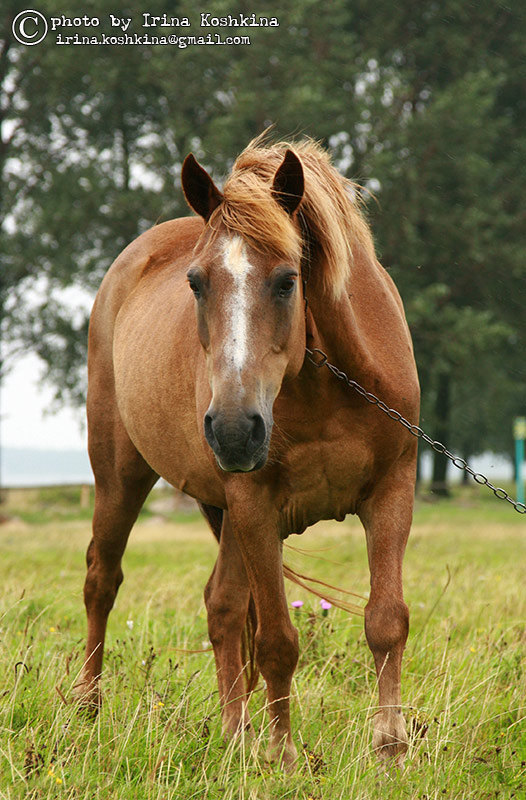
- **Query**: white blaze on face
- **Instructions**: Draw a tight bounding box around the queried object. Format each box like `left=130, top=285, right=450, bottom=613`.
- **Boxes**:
left=221, top=236, right=254, bottom=375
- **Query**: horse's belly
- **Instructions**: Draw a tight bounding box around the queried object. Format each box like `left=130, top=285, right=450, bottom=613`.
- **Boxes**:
left=127, top=415, right=225, bottom=507
left=118, top=389, right=225, bottom=506
left=113, top=315, right=225, bottom=508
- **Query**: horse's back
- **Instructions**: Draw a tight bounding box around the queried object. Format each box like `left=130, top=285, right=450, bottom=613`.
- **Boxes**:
left=89, top=216, right=203, bottom=345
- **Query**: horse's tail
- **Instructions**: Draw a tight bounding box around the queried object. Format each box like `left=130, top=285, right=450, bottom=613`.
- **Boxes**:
left=198, top=503, right=260, bottom=695
left=282, top=561, right=365, bottom=615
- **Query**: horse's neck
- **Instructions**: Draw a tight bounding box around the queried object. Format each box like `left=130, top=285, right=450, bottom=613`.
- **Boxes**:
left=306, top=290, right=375, bottom=382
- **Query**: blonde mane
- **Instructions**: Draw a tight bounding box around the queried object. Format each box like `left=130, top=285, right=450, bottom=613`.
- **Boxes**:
left=208, top=136, right=376, bottom=299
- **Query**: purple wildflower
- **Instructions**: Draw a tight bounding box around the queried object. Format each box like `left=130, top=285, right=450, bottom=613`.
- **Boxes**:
left=320, top=599, right=332, bottom=617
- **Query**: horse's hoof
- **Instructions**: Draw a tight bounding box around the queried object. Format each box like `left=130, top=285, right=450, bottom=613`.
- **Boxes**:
left=221, top=707, right=253, bottom=739
left=372, top=721, right=408, bottom=771
left=266, top=738, right=298, bottom=773
left=72, top=680, right=101, bottom=717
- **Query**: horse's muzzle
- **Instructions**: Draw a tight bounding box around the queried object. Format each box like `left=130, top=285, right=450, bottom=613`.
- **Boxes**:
left=204, top=407, right=271, bottom=472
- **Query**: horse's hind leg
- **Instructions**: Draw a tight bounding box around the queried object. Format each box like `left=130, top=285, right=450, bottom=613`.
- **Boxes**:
left=359, top=455, right=416, bottom=766
left=76, top=416, right=157, bottom=706
left=203, top=510, right=254, bottom=735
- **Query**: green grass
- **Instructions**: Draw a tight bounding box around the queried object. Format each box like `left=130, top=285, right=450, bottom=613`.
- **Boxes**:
left=0, top=487, right=525, bottom=799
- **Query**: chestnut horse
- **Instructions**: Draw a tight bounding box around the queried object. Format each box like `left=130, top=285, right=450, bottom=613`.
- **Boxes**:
left=79, top=138, right=419, bottom=768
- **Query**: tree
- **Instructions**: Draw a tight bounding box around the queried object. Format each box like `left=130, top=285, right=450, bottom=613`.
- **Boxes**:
left=2, top=0, right=525, bottom=494
left=1, top=0, right=182, bottom=401
left=351, top=0, right=526, bottom=490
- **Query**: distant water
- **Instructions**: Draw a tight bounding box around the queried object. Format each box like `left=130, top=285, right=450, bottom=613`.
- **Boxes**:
left=0, top=446, right=513, bottom=488
left=2, top=447, right=93, bottom=487
left=419, top=451, right=513, bottom=482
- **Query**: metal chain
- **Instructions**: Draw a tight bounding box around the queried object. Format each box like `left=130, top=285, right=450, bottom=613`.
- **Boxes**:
left=305, top=347, right=526, bottom=515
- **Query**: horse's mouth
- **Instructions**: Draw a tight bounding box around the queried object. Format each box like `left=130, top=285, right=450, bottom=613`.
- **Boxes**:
left=215, top=450, right=268, bottom=474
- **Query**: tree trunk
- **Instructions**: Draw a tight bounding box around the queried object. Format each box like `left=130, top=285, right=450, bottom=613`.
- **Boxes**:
left=461, top=455, right=471, bottom=486
left=431, top=372, right=451, bottom=497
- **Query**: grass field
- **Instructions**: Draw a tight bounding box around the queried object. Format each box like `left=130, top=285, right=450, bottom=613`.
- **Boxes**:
left=0, top=486, right=525, bottom=799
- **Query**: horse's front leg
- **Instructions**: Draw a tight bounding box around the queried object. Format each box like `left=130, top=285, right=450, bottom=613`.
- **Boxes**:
left=359, top=455, right=416, bottom=767
left=204, top=511, right=253, bottom=736
left=227, top=491, right=299, bottom=770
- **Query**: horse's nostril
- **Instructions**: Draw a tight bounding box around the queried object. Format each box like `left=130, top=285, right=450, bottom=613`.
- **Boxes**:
left=249, top=413, right=266, bottom=450
left=204, top=412, right=215, bottom=445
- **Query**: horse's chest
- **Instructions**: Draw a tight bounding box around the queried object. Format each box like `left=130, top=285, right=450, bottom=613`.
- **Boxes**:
left=277, top=429, right=373, bottom=532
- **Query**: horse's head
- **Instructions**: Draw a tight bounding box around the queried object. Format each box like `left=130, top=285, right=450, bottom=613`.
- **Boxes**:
left=182, top=150, right=306, bottom=473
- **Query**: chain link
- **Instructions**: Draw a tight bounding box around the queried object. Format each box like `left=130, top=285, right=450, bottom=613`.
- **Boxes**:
left=305, top=347, right=526, bottom=515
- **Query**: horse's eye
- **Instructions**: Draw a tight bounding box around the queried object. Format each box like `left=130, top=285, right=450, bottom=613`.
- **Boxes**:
left=277, top=277, right=296, bottom=298
left=187, top=270, right=203, bottom=298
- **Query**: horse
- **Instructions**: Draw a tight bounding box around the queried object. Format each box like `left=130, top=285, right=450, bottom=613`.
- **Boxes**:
left=78, top=136, right=420, bottom=769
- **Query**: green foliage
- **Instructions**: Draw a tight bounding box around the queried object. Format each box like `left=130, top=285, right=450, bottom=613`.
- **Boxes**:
left=353, top=2, right=526, bottom=468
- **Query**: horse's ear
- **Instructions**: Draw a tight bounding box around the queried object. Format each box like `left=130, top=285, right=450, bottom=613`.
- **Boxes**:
left=181, top=153, right=223, bottom=221
left=271, top=149, right=304, bottom=215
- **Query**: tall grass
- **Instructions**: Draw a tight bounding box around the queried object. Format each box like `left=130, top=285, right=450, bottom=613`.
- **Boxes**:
left=0, top=489, right=525, bottom=798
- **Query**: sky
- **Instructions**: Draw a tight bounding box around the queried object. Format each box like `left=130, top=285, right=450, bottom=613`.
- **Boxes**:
left=2, top=283, right=93, bottom=454
left=2, top=350, right=87, bottom=451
